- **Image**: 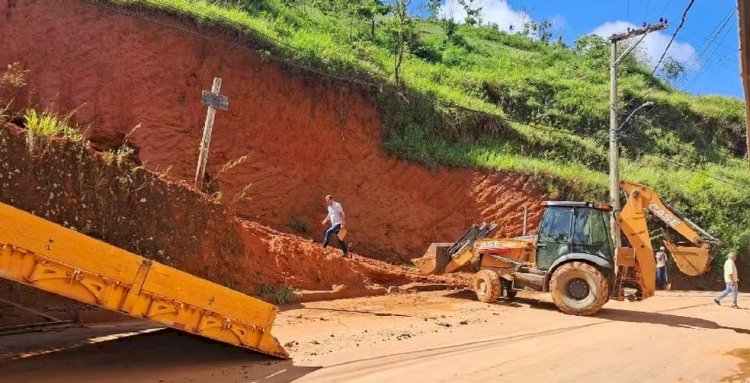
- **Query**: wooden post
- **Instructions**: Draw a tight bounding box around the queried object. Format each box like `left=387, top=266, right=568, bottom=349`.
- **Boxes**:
left=195, top=77, right=229, bottom=189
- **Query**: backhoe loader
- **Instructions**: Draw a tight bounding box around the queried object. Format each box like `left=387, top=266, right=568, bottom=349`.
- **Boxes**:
left=415, top=181, right=722, bottom=316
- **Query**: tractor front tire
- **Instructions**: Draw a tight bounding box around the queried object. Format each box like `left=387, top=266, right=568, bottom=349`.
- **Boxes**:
left=474, top=270, right=501, bottom=303
left=549, top=262, right=609, bottom=316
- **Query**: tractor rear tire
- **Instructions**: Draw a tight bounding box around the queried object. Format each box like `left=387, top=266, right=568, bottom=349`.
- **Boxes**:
left=474, top=270, right=501, bottom=303
left=549, top=261, right=609, bottom=316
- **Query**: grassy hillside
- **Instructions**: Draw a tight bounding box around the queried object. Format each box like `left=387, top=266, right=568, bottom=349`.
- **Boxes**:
left=91, top=0, right=750, bottom=257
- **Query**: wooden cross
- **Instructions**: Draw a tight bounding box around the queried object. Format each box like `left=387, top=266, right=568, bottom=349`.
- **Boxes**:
left=194, top=77, right=229, bottom=189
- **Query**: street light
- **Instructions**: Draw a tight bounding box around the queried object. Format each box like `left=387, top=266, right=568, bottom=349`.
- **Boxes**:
left=617, top=101, right=654, bottom=135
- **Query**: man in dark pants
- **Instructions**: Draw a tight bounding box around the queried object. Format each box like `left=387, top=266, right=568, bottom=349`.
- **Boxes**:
left=655, top=246, right=668, bottom=289
left=321, top=195, right=348, bottom=257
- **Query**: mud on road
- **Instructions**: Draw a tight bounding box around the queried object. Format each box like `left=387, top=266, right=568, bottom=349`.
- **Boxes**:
left=1, top=290, right=749, bottom=383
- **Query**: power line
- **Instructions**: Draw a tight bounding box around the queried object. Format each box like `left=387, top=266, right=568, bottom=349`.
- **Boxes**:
left=675, top=9, right=735, bottom=87
left=641, top=8, right=735, bottom=123
left=651, top=0, right=695, bottom=76
left=653, top=156, right=749, bottom=188
left=652, top=0, right=696, bottom=75
left=684, top=20, right=734, bottom=89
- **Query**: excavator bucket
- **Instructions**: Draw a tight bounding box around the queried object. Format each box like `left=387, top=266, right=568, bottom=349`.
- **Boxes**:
left=0, top=202, right=288, bottom=358
left=415, top=242, right=453, bottom=275
left=414, top=223, right=498, bottom=275
left=663, top=240, right=713, bottom=277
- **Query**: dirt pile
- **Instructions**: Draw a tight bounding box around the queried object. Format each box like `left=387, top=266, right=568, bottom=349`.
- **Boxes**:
left=235, top=221, right=462, bottom=299
left=0, top=123, right=458, bottom=324
left=0, top=0, right=548, bottom=262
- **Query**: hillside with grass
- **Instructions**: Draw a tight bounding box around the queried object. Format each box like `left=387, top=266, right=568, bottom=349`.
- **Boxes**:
left=51, top=0, right=750, bottom=258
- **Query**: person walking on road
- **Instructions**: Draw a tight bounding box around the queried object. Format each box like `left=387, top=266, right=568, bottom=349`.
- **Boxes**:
left=655, top=246, right=668, bottom=290
left=714, top=252, right=739, bottom=308
left=321, top=194, right=349, bottom=257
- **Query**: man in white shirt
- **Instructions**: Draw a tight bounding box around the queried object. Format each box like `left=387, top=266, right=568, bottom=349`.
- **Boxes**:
left=321, top=195, right=348, bottom=257
left=655, top=246, right=668, bottom=290
left=714, top=252, right=739, bottom=308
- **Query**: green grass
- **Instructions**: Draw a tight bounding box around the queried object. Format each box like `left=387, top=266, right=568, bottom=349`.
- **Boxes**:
left=24, top=109, right=83, bottom=142
left=257, top=284, right=296, bottom=304
left=99, top=0, right=749, bottom=256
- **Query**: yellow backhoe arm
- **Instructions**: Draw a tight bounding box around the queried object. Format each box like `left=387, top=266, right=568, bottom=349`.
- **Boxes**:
left=618, top=182, right=720, bottom=298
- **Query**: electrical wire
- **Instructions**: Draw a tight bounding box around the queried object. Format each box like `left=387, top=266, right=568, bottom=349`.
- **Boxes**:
left=651, top=0, right=696, bottom=75
left=651, top=156, right=749, bottom=188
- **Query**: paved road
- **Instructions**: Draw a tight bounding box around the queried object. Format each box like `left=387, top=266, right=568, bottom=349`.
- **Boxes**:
left=1, top=290, right=748, bottom=382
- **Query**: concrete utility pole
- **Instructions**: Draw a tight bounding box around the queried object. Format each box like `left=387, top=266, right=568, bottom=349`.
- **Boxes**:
left=608, top=22, right=667, bottom=248
left=195, top=77, right=229, bottom=189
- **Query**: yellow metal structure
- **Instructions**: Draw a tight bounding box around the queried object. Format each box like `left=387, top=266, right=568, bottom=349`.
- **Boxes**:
left=416, top=239, right=532, bottom=275
left=618, top=181, right=716, bottom=299
left=0, top=202, right=287, bottom=358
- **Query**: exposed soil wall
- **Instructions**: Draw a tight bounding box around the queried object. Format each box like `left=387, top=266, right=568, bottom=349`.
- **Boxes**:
left=0, top=124, right=456, bottom=325
left=0, top=0, right=547, bottom=261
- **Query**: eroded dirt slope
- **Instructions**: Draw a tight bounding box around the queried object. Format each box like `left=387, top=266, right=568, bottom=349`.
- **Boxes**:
left=0, top=0, right=547, bottom=261
left=0, top=124, right=454, bottom=325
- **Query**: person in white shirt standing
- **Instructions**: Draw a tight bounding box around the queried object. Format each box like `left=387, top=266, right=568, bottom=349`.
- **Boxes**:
left=321, top=194, right=349, bottom=257
left=655, top=246, right=668, bottom=290
left=714, top=252, right=739, bottom=308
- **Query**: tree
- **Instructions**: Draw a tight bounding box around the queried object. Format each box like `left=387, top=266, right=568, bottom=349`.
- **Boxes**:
left=357, top=0, right=389, bottom=40
left=427, top=0, right=441, bottom=20
left=574, top=35, right=609, bottom=66
left=390, top=0, right=413, bottom=88
left=522, top=21, right=536, bottom=36
left=458, top=0, right=482, bottom=26
left=441, top=18, right=459, bottom=44
left=660, top=58, right=686, bottom=81
left=536, top=19, right=552, bottom=43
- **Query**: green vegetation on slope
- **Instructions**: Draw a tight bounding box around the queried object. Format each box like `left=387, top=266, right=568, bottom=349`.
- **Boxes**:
left=87, top=1, right=750, bottom=259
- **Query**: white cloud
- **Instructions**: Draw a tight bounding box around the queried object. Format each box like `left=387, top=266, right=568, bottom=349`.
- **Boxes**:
left=591, top=21, right=697, bottom=69
left=549, top=14, right=566, bottom=33
left=439, top=0, right=532, bottom=33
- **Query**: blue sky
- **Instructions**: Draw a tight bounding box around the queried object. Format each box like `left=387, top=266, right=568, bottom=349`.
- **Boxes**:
left=417, top=0, right=742, bottom=99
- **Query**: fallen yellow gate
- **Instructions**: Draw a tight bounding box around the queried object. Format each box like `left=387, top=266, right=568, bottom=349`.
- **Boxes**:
left=0, top=202, right=287, bottom=358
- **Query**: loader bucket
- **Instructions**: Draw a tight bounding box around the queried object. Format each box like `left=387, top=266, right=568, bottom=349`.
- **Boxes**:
left=414, top=243, right=453, bottom=275
left=415, top=223, right=498, bottom=275
left=663, top=240, right=712, bottom=277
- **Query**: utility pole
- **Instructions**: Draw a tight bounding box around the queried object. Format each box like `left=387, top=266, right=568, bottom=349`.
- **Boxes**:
left=608, top=21, right=667, bottom=248
left=195, top=77, right=229, bottom=189
left=738, top=0, right=750, bottom=163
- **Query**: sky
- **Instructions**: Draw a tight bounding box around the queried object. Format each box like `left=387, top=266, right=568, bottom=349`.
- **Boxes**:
left=413, top=0, right=743, bottom=99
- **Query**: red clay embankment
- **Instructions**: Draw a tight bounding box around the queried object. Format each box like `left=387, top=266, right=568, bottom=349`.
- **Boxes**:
left=0, top=0, right=547, bottom=261
left=0, top=123, right=459, bottom=325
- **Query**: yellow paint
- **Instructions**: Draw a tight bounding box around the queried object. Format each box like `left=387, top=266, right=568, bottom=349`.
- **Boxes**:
left=0, top=202, right=287, bottom=358
left=619, top=182, right=713, bottom=298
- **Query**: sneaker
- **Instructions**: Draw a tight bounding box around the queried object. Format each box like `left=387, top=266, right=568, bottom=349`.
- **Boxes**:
left=714, top=299, right=721, bottom=306
left=731, top=304, right=739, bottom=309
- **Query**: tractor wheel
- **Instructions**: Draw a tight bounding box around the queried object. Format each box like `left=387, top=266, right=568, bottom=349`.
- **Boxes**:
left=549, top=261, right=609, bottom=316
left=473, top=270, right=501, bottom=303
